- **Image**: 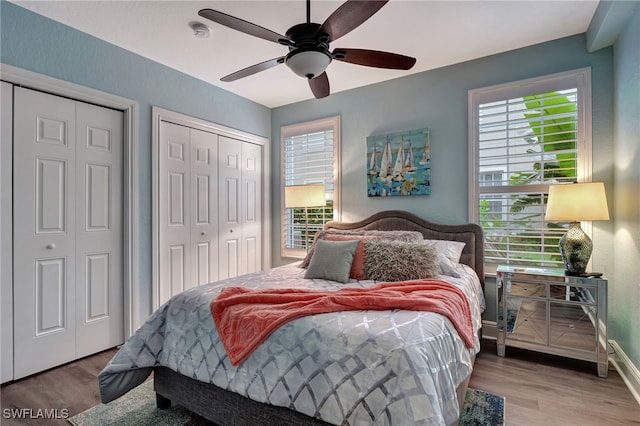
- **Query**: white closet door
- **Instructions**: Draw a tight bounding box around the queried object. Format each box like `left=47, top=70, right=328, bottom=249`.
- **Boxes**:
left=218, top=136, right=243, bottom=280
left=75, top=101, right=124, bottom=358
left=13, top=87, right=124, bottom=378
left=242, top=142, right=262, bottom=275
left=1, top=82, right=14, bottom=383
left=190, top=129, right=219, bottom=286
left=158, top=122, right=220, bottom=305
left=13, top=87, right=78, bottom=378
left=159, top=122, right=191, bottom=305
left=155, top=115, right=263, bottom=304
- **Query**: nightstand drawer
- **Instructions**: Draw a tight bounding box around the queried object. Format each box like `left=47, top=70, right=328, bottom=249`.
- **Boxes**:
left=549, top=284, right=597, bottom=304
left=549, top=302, right=597, bottom=352
left=508, top=280, right=547, bottom=299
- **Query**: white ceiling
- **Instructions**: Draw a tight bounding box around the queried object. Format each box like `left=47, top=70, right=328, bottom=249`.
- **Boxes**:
left=12, top=0, right=600, bottom=108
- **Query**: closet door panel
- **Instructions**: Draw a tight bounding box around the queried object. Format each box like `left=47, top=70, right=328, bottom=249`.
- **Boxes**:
left=218, top=136, right=242, bottom=280
left=190, top=129, right=218, bottom=286
left=75, top=101, right=124, bottom=358
left=159, top=122, right=191, bottom=305
left=242, top=142, right=262, bottom=274
left=13, top=87, right=77, bottom=379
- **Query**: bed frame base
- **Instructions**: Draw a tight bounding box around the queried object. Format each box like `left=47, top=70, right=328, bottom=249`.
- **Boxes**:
left=155, top=357, right=474, bottom=426
left=154, top=367, right=332, bottom=425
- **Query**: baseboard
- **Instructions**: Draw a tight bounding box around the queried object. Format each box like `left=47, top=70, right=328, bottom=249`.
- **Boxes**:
left=609, top=340, right=640, bottom=405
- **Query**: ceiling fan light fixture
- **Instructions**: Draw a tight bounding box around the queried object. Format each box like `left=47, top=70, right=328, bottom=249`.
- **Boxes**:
left=285, top=49, right=332, bottom=79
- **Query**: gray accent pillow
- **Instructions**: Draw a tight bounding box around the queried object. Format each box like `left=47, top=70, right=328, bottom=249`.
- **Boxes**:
left=364, top=240, right=439, bottom=282
left=304, top=239, right=360, bottom=283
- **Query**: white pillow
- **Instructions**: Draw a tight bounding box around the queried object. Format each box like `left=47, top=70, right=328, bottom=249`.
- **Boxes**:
left=422, top=239, right=466, bottom=277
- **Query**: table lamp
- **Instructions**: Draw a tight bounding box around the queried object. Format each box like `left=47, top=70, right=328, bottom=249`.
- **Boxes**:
left=285, top=184, right=326, bottom=251
left=545, top=182, right=609, bottom=275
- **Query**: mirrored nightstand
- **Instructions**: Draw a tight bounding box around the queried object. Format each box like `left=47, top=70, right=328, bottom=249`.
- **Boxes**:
left=496, top=266, right=608, bottom=377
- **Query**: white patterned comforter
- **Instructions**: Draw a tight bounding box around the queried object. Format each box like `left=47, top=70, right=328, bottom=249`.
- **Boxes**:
left=99, top=262, right=485, bottom=426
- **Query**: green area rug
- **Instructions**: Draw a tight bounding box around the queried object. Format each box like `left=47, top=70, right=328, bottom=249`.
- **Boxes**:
left=69, top=381, right=504, bottom=425
left=460, top=388, right=505, bottom=426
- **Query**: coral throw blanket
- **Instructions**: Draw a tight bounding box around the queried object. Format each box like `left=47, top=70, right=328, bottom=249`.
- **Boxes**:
left=211, top=279, right=474, bottom=366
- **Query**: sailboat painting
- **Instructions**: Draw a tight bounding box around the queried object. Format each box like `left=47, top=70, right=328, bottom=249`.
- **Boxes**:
left=366, top=128, right=431, bottom=197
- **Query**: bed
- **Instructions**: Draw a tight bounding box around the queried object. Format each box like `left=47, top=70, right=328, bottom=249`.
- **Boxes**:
left=99, top=210, right=485, bottom=425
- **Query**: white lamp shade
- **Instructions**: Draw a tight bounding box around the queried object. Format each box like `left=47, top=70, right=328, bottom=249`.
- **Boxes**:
left=285, top=184, right=326, bottom=208
left=545, top=182, right=610, bottom=221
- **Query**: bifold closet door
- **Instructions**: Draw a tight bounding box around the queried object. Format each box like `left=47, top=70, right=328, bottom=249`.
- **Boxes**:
left=13, top=87, right=123, bottom=379
left=74, top=101, right=124, bottom=359
left=158, top=121, right=218, bottom=306
left=241, top=141, right=262, bottom=275
left=218, top=136, right=262, bottom=280
left=190, top=128, right=220, bottom=287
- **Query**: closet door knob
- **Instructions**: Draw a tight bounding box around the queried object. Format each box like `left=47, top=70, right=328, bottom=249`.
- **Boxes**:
left=201, top=231, right=206, bottom=236
left=46, top=243, right=56, bottom=249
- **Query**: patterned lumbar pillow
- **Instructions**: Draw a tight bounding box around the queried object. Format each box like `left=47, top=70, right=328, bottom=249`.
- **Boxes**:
left=364, top=240, right=439, bottom=282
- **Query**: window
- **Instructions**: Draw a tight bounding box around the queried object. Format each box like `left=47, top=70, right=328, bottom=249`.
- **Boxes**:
left=479, top=171, right=504, bottom=221
left=281, top=116, right=341, bottom=258
left=469, top=69, right=592, bottom=270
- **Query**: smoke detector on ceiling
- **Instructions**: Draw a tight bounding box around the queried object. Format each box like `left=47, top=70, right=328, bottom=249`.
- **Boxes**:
left=190, top=22, right=210, bottom=39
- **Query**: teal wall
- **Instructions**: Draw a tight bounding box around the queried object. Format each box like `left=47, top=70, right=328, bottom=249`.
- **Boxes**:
left=612, top=3, right=640, bottom=377
left=271, top=33, right=615, bottom=338
left=0, top=1, right=272, bottom=322
left=271, top=34, right=615, bottom=275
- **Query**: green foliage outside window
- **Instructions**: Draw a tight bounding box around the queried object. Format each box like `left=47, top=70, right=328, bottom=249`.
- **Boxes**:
left=482, top=92, right=577, bottom=267
left=290, top=202, right=333, bottom=250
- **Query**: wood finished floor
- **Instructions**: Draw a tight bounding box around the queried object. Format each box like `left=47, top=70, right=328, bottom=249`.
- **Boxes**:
left=1, top=339, right=639, bottom=425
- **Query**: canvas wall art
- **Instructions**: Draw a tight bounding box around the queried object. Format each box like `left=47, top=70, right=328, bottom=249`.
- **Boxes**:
left=367, top=128, right=431, bottom=197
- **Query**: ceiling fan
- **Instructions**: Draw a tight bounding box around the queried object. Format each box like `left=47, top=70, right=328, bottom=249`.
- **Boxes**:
left=198, top=0, right=416, bottom=99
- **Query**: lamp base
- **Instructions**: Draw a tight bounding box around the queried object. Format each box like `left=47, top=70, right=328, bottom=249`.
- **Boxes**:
left=559, top=222, right=592, bottom=275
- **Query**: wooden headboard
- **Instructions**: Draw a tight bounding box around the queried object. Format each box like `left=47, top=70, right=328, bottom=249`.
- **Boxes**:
left=325, top=210, right=484, bottom=287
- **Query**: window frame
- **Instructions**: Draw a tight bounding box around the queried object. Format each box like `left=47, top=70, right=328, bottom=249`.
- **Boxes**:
left=280, top=116, right=341, bottom=259
left=468, top=68, right=593, bottom=272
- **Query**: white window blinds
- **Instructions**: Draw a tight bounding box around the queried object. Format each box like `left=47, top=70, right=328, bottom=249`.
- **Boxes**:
left=281, top=116, right=340, bottom=258
left=469, top=69, right=591, bottom=269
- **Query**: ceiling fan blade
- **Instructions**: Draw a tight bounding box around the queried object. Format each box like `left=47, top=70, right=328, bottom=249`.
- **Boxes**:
left=309, top=72, right=330, bottom=99
left=199, top=9, right=288, bottom=45
left=221, top=57, right=285, bottom=82
left=318, top=0, right=388, bottom=42
left=333, top=48, right=416, bottom=70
